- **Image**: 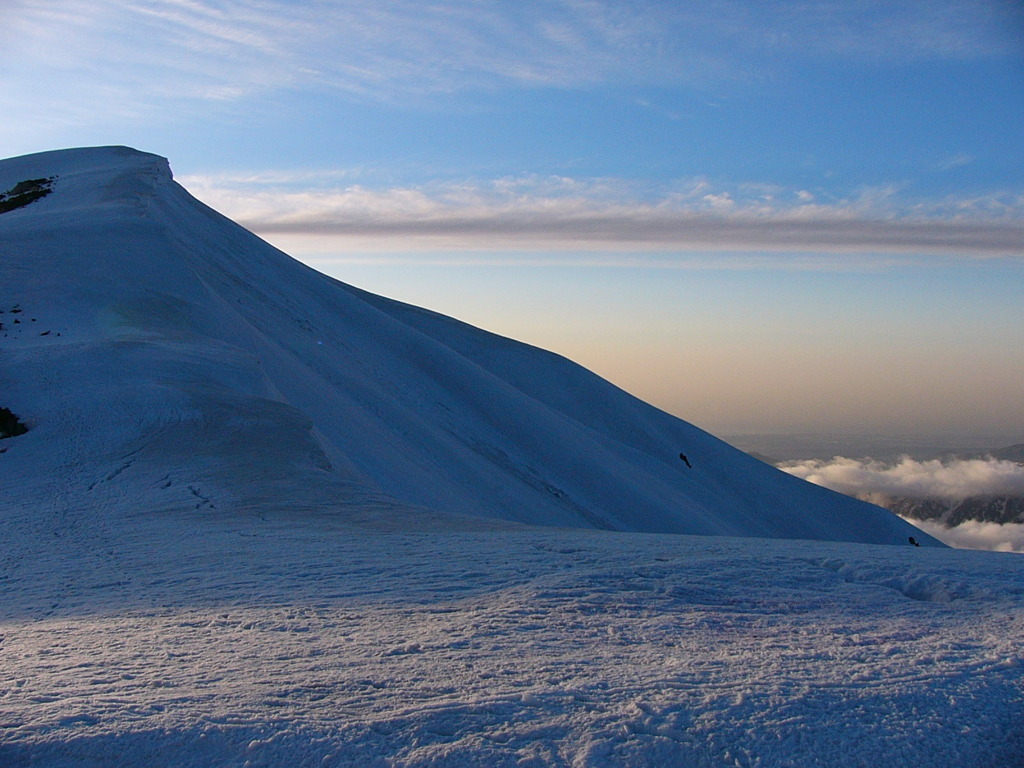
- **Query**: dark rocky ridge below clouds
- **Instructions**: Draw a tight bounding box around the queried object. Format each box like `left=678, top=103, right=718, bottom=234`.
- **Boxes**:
left=885, top=495, right=1024, bottom=527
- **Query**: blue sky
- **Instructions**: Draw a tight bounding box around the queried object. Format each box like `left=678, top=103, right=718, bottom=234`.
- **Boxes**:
left=4, top=0, right=1023, bottom=444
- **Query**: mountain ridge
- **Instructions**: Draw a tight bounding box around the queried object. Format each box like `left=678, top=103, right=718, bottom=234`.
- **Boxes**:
left=0, top=146, right=939, bottom=545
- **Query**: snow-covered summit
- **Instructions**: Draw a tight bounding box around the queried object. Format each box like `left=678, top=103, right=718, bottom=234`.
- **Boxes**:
left=0, top=146, right=938, bottom=545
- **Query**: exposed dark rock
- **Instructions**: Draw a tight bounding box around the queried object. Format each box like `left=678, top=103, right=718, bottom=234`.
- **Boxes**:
left=0, top=177, right=56, bottom=214
left=0, top=407, right=28, bottom=439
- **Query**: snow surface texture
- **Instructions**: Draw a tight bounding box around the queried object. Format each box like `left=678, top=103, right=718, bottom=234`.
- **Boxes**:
left=1, top=515, right=1022, bottom=768
left=0, top=146, right=935, bottom=546
left=7, top=148, right=1019, bottom=767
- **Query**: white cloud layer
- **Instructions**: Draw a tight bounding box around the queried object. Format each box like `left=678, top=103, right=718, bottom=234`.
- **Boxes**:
left=781, top=455, right=1024, bottom=553
left=903, top=517, right=1024, bottom=553
left=779, top=456, right=1024, bottom=501
left=180, top=173, right=1024, bottom=256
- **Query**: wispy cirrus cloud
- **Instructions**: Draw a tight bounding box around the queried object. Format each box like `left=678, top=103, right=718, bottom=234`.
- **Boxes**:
left=180, top=171, right=1024, bottom=256
left=733, top=1, right=1024, bottom=62
left=1, top=0, right=697, bottom=109
left=3, top=0, right=1020, bottom=113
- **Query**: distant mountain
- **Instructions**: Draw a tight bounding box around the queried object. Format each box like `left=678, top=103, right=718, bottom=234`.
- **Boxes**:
left=886, top=496, right=1024, bottom=527
left=926, top=444, right=1024, bottom=463
left=985, top=444, right=1024, bottom=463
left=0, top=146, right=938, bottom=545
left=745, top=451, right=781, bottom=466
left=730, top=434, right=1024, bottom=463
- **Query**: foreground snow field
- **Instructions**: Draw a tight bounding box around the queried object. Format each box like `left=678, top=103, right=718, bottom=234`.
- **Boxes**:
left=1, top=508, right=1022, bottom=768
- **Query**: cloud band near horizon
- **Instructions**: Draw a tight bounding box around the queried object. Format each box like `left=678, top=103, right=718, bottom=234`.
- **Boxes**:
left=182, top=175, right=1024, bottom=256
left=780, top=456, right=1024, bottom=501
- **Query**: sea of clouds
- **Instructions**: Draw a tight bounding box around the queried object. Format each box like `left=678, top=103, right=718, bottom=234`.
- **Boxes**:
left=778, top=455, right=1024, bottom=553
left=900, top=517, right=1024, bottom=554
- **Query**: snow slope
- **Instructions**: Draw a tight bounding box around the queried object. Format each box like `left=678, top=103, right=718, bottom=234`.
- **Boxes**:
left=0, top=146, right=935, bottom=545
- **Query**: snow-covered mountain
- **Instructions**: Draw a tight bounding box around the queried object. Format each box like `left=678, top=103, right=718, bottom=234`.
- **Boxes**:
left=0, top=146, right=936, bottom=545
